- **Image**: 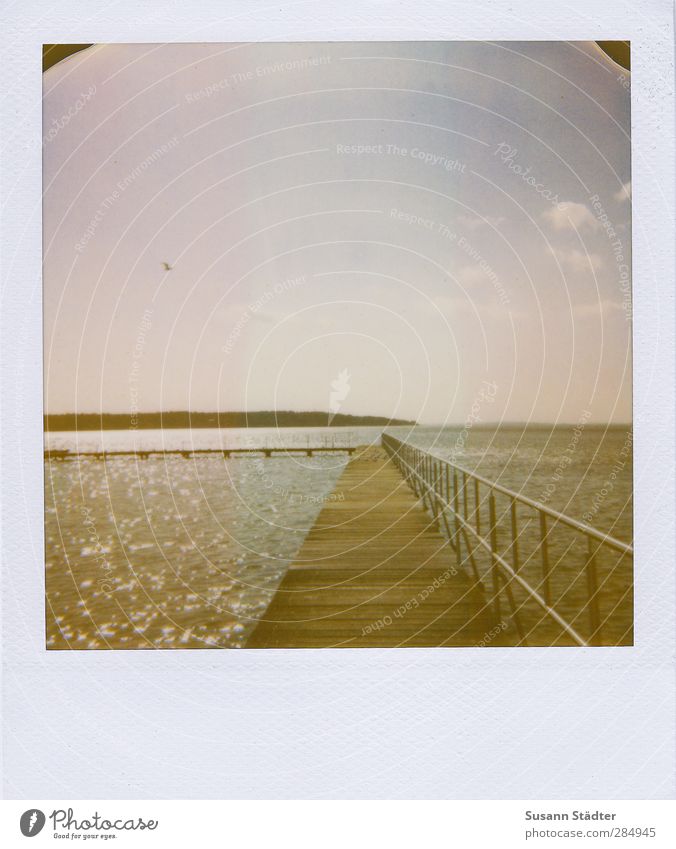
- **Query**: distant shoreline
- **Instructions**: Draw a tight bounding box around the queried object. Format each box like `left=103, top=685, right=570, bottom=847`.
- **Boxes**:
left=44, top=411, right=417, bottom=431
left=43, top=412, right=631, bottom=432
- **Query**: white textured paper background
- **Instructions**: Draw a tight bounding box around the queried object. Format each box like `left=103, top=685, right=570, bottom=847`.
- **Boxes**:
left=1, top=0, right=674, bottom=799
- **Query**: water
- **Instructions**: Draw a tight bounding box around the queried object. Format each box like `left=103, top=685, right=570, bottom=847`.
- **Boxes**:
left=44, top=424, right=632, bottom=649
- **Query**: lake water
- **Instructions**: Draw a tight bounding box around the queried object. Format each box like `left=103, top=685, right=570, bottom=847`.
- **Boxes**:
left=44, top=424, right=632, bottom=649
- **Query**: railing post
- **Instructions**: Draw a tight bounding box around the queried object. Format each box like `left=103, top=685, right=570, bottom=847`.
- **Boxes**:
left=539, top=512, right=552, bottom=607
left=411, top=449, right=419, bottom=497
left=453, top=468, right=462, bottom=571
left=489, top=491, right=501, bottom=619
left=586, top=537, right=602, bottom=645
left=429, top=456, right=434, bottom=512
left=444, top=462, right=455, bottom=549
left=474, top=477, right=481, bottom=535
left=510, top=497, right=520, bottom=572
left=439, top=461, right=445, bottom=526
left=462, top=471, right=468, bottom=523
left=436, top=460, right=444, bottom=530
left=424, top=455, right=433, bottom=514
left=439, top=463, right=453, bottom=543
left=424, top=454, right=428, bottom=495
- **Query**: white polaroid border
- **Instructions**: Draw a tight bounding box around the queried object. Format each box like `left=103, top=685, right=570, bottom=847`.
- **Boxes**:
left=1, top=0, right=674, bottom=800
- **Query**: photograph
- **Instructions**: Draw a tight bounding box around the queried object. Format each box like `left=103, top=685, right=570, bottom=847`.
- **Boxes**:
left=43, top=40, right=633, bottom=650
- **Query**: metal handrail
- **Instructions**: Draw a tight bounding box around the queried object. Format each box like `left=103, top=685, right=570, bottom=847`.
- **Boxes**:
left=386, top=436, right=631, bottom=554
left=381, top=432, right=633, bottom=647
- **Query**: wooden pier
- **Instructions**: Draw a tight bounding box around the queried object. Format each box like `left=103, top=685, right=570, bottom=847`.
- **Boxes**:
left=45, top=431, right=632, bottom=648
left=44, top=446, right=358, bottom=460
left=247, top=447, right=496, bottom=648
left=248, top=436, right=633, bottom=648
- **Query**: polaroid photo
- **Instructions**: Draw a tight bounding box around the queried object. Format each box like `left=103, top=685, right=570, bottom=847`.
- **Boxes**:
left=1, top=0, right=674, bottom=839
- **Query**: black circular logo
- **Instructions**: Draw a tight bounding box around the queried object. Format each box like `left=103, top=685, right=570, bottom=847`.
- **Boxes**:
left=20, top=809, right=46, bottom=837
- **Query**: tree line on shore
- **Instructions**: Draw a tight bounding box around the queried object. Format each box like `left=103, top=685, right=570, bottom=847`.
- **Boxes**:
left=44, top=411, right=417, bottom=431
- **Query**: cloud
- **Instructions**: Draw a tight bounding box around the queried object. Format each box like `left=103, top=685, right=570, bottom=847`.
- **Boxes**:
left=549, top=246, right=604, bottom=272
left=543, top=202, right=600, bottom=231
left=614, top=181, right=631, bottom=202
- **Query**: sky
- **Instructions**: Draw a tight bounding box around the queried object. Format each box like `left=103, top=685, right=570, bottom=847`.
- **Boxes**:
left=43, top=41, right=631, bottom=424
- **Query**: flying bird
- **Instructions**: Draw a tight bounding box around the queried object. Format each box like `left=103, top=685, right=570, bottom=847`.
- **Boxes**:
left=161, top=261, right=173, bottom=271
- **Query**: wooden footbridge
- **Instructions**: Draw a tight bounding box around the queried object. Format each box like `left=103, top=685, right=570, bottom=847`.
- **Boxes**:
left=45, top=432, right=359, bottom=461
left=45, top=430, right=632, bottom=647
left=248, top=434, right=633, bottom=648
left=46, top=446, right=358, bottom=460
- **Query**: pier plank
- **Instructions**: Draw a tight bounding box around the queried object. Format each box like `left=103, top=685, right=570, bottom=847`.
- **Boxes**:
left=247, top=449, right=497, bottom=648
